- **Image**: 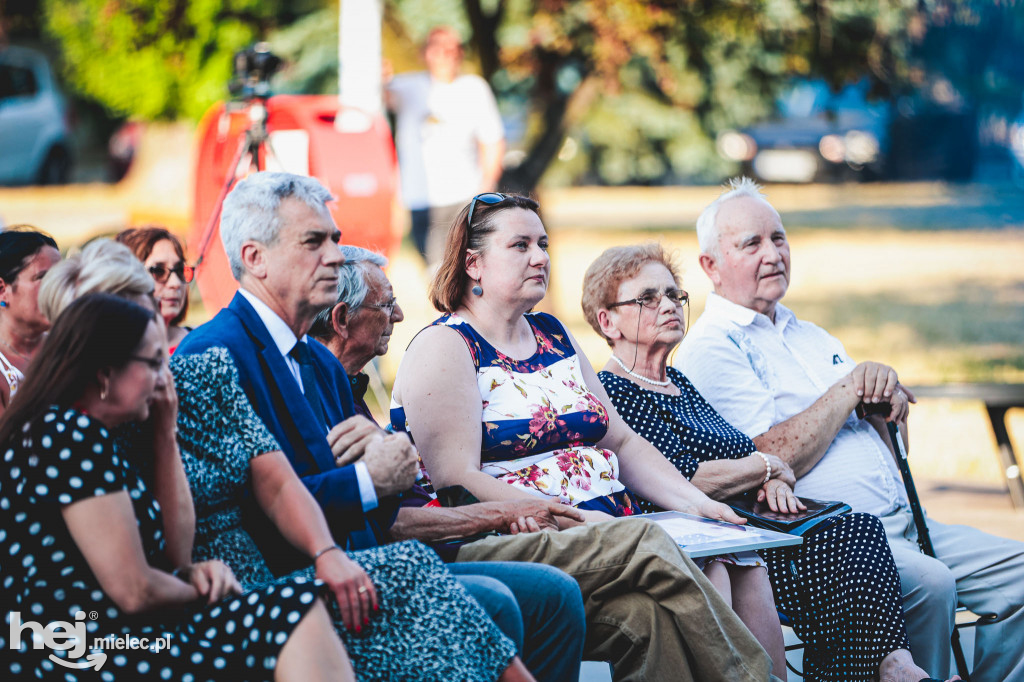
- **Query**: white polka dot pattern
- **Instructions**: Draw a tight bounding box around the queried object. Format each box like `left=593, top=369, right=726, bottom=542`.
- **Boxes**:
left=1, top=405, right=321, bottom=679
left=600, top=369, right=912, bottom=681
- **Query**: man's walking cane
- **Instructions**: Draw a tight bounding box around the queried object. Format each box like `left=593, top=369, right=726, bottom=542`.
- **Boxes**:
left=886, top=421, right=973, bottom=681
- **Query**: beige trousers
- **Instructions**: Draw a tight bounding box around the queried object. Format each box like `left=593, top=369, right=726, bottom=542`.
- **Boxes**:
left=456, top=517, right=776, bottom=682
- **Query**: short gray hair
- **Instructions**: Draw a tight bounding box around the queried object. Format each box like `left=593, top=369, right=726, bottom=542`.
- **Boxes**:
left=308, top=245, right=389, bottom=339
left=39, top=239, right=154, bottom=322
left=695, top=176, right=768, bottom=257
left=221, top=171, right=335, bottom=280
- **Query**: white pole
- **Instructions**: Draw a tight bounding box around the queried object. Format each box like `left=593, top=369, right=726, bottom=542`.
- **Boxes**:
left=338, top=0, right=383, bottom=116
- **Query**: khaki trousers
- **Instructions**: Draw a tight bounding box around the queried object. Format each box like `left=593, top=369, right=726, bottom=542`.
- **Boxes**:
left=456, top=517, right=775, bottom=682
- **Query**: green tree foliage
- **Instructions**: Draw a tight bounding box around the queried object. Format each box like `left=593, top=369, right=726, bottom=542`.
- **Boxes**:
left=37, top=0, right=1022, bottom=186
left=383, top=0, right=931, bottom=187
left=40, top=0, right=319, bottom=120
left=456, top=0, right=923, bottom=187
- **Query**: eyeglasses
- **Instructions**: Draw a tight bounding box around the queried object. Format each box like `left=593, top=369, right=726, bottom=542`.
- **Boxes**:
left=467, top=192, right=512, bottom=228
left=148, top=263, right=194, bottom=284
left=608, top=288, right=689, bottom=310
left=128, top=353, right=166, bottom=371
left=364, top=296, right=398, bottom=316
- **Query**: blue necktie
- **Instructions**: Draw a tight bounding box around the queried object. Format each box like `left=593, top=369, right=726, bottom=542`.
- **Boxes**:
left=289, top=340, right=328, bottom=429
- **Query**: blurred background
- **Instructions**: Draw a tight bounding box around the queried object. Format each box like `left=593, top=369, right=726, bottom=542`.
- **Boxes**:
left=1, top=0, right=1022, bottom=534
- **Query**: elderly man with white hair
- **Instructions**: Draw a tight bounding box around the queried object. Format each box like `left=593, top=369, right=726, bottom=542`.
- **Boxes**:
left=676, top=177, right=1024, bottom=682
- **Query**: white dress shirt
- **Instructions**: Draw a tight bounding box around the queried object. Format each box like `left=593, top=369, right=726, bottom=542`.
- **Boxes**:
left=676, top=292, right=908, bottom=516
left=238, top=288, right=378, bottom=511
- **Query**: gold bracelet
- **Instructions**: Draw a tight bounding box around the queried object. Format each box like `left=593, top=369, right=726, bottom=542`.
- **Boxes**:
left=313, top=544, right=342, bottom=562
left=754, top=451, right=771, bottom=484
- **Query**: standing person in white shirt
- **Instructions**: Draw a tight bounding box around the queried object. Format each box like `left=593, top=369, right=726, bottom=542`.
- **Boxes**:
left=676, top=177, right=1024, bottom=682
left=385, top=26, right=505, bottom=266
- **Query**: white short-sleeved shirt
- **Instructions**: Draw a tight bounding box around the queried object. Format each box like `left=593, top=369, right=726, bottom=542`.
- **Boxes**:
left=676, top=292, right=908, bottom=516
left=388, top=72, right=504, bottom=209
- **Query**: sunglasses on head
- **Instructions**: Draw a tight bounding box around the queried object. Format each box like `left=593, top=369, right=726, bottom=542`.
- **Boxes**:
left=466, top=192, right=512, bottom=229
left=148, top=263, right=194, bottom=284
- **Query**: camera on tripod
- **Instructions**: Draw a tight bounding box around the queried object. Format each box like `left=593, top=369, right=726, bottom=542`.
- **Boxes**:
left=229, top=42, right=283, bottom=101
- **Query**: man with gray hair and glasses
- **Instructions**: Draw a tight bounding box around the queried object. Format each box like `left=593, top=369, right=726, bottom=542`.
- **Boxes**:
left=677, top=176, right=1024, bottom=682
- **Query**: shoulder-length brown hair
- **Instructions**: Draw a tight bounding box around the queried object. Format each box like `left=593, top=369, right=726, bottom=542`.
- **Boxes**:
left=116, top=226, right=190, bottom=326
left=428, top=194, right=541, bottom=313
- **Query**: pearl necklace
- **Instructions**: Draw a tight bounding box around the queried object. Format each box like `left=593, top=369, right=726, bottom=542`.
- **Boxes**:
left=610, top=354, right=670, bottom=387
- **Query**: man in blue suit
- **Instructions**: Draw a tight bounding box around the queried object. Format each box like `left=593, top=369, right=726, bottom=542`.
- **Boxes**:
left=175, top=171, right=586, bottom=682
left=177, top=174, right=412, bottom=558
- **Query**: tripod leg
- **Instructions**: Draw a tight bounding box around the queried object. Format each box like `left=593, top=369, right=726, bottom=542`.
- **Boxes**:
left=195, top=132, right=250, bottom=267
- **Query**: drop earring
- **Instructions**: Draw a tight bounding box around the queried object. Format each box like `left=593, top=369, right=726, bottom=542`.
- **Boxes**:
left=99, top=380, right=108, bottom=401
left=0, top=301, right=7, bottom=308
left=471, top=282, right=483, bottom=296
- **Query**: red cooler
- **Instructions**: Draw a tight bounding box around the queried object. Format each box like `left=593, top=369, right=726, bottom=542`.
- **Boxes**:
left=189, top=94, right=397, bottom=315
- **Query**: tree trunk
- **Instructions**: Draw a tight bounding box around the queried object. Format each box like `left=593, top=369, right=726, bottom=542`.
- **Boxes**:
left=464, top=0, right=504, bottom=81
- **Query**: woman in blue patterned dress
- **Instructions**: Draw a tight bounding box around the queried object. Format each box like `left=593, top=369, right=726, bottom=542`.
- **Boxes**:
left=390, top=193, right=786, bottom=674
left=580, top=243, right=958, bottom=682
left=170, top=346, right=526, bottom=682
left=0, top=294, right=353, bottom=680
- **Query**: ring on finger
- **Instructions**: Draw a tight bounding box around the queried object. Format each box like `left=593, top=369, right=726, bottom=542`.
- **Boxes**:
left=357, top=585, right=368, bottom=595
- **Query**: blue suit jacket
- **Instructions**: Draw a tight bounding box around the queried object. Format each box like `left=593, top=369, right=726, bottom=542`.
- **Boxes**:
left=177, top=292, right=397, bottom=571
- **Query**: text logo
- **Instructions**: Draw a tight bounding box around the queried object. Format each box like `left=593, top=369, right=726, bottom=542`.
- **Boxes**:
left=8, top=610, right=106, bottom=671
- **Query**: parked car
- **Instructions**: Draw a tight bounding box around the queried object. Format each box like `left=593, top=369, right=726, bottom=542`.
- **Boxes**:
left=717, top=79, right=890, bottom=183
left=0, top=46, right=73, bottom=185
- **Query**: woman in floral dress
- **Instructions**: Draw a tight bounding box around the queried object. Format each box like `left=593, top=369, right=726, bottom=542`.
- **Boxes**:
left=390, top=193, right=786, bottom=673
left=168, top=346, right=526, bottom=682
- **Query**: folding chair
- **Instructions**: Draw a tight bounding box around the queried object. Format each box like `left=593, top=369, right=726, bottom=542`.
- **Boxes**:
left=779, top=613, right=807, bottom=678
left=886, top=421, right=995, bottom=682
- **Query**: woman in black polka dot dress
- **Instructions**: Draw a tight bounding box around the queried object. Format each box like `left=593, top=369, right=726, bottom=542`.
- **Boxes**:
left=0, top=294, right=355, bottom=680
left=583, top=245, right=956, bottom=682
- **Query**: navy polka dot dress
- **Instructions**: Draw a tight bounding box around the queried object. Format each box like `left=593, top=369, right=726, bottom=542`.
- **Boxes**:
left=0, top=406, right=322, bottom=680
left=601, top=367, right=912, bottom=682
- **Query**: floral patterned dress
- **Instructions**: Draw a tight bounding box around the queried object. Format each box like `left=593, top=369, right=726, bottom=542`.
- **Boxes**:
left=392, top=312, right=637, bottom=516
